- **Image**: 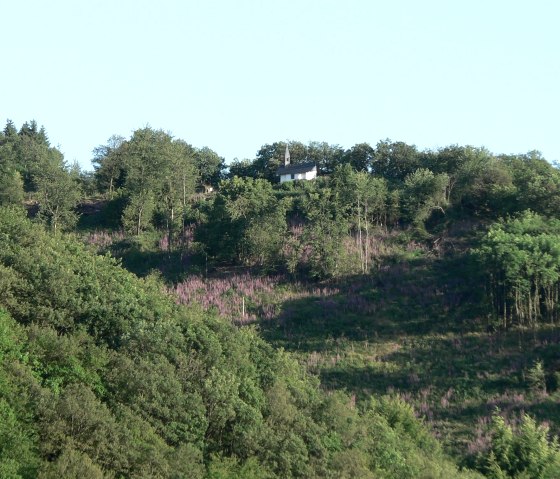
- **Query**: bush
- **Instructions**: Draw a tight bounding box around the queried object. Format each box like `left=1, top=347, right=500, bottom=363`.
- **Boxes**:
left=527, top=360, right=546, bottom=395
left=476, top=411, right=560, bottom=478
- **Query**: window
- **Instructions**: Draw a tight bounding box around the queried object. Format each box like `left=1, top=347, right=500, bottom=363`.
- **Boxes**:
left=291, top=174, right=295, bottom=179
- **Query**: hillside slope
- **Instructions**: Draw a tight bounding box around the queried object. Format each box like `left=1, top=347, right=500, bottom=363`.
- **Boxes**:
left=0, top=206, right=483, bottom=478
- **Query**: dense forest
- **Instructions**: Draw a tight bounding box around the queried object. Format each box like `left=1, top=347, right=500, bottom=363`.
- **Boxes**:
left=1, top=119, right=560, bottom=478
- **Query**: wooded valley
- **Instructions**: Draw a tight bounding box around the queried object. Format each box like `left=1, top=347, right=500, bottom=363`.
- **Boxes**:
left=1, top=119, right=560, bottom=478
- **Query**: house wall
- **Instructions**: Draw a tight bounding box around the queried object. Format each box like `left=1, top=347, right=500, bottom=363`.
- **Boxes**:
left=280, top=174, right=292, bottom=183
left=279, top=169, right=317, bottom=183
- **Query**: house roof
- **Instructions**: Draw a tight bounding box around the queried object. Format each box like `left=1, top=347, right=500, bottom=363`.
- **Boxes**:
left=276, top=161, right=317, bottom=176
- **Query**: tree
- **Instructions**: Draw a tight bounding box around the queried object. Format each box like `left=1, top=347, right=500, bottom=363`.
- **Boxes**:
left=306, top=141, right=345, bottom=175
left=19, top=120, right=41, bottom=139
left=476, top=412, right=560, bottom=479
left=0, top=120, right=65, bottom=197
left=0, top=120, right=19, bottom=170
left=194, top=146, right=224, bottom=187
left=228, top=158, right=258, bottom=179
left=122, top=192, right=156, bottom=236
left=401, top=168, right=448, bottom=233
left=2, top=119, right=17, bottom=138
left=423, top=145, right=477, bottom=202
left=425, top=145, right=470, bottom=176
left=453, top=149, right=516, bottom=215
left=197, top=177, right=287, bottom=267
left=0, top=206, right=487, bottom=479
left=92, top=135, right=126, bottom=199
left=244, top=203, right=288, bottom=268
left=120, top=128, right=176, bottom=235
left=527, top=360, right=546, bottom=395
left=98, top=128, right=201, bottom=237
left=34, top=154, right=81, bottom=233
left=14, top=132, right=51, bottom=192
left=474, top=212, right=560, bottom=328
left=93, top=129, right=201, bottom=237
left=38, top=447, right=104, bottom=479
left=157, top=139, right=198, bottom=249
left=332, top=164, right=388, bottom=272
left=0, top=309, right=39, bottom=478
left=0, top=164, right=24, bottom=206
left=371, top=140, right=420, bottom=183
left=342, top=142, right=375, bottom=172
left=501, top=151, right=560, bottom=217
left=301, top=188, right=351, bottom=278
left=0, top=398, right=39, bottom=478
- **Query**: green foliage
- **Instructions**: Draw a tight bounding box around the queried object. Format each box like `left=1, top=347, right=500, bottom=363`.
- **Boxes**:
left=301, top=187, right=352, bottom=278
left=194, top=146, right=225, bottom=187
left=341, top=142, right=374, bottom=172
left=476, top=412, right=560, bottom=478
left=402, top=168, right=449, bottom=233
left=526, top=360, right=546, bottom=395
left=371, top=139, right=420, bottom=183
left=82, top=129, right=560, bottom=288
left=122, top=190, right=156, bottom=235
left=93, top=127, right=200, bottom=237
left=197, top=176, right=287, bottom=266
left=207, top=455, right=272, bottom=479
left=0, top=207, right=483, bottom=478
left=0, top=164, right=24, bottom=206
left=453, top=149, right=516, bottom=216
left=503, top=151, right=560, bottom=217
left=232, top=140, right=346, bottom=181
left=25, top=325, right=107, bottom=395
left=0, top=120, right=67, bottom=200
left=38, top=447, right=105, bottom=479
left=0, top=309, right=39, bottom=478
left=92, top=134, right=126, bottom=199
left=228, top=158, right=257, bottom=179
left=0, top=394, right=37, bottom=478
left=474, top=211, right=560, bottom=328
left=39, top=383, right=120, bottom=471
left=0, top=119, right=78, bottom=217
left=8, top=122, right=560, bottom=477
left=34, top=155, right=82, bottom=232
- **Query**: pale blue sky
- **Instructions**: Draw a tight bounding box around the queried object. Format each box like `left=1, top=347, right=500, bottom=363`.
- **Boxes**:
left=2, top=0, right=559, bottom=170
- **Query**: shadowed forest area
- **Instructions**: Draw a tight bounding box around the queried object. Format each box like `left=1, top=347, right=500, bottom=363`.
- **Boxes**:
left=2, top=120, right=560, bottom=477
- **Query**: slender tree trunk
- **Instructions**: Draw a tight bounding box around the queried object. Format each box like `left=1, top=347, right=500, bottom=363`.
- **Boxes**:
left=503, top=296, right=507, bottom=329
left=357, top=200, right=364, bottom=273
left=136, top=205, right=143, bottom=236
left=364, top=202, right=369, bottom=273
left=169, top=205, right=174, bottom=252
left=53, top=207, right=58, bottom=234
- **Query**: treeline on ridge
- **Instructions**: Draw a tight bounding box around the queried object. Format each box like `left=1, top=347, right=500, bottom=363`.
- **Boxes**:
left=2, top=119, right=560, bottom=330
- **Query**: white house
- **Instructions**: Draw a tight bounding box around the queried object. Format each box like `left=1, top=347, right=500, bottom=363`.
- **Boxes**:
left=276, top=145, right=317, bottom=183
